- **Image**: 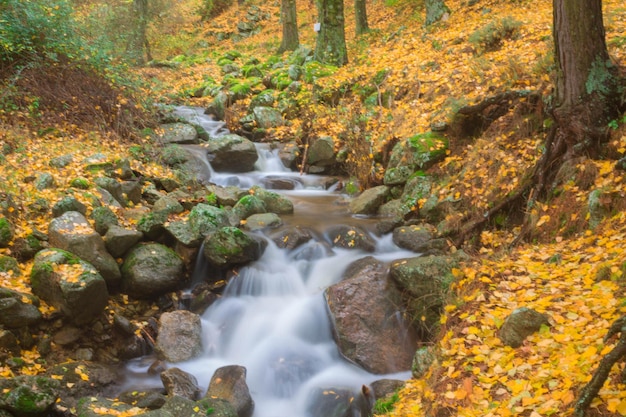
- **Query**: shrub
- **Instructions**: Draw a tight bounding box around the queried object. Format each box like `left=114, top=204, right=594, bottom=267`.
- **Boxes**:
left=469, top=17, right=523, bottom=53
left=199, top=0, right=232, bottom=20
left=0, top=0, right=85, bottom=67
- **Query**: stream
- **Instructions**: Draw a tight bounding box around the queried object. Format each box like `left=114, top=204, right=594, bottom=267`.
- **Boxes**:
left=126, top=106, right=414, bottom=417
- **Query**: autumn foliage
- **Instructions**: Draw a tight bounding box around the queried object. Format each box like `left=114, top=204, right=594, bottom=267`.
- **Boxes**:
left=0, top=0, right=625, bottom=416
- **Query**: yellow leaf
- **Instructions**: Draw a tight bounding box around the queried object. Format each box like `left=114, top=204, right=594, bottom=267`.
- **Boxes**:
left=616, top=399, right=626, bottom=415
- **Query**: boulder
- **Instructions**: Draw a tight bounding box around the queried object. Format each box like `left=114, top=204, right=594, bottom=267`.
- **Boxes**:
left=94, top=177, right=126, bottom=207
left=0, top=375, right=59, bottom=417
left=160, top=122, right=199, bottom=145
left=47, top=361, right=121, bottom=408
left=242, top=213, right=282, bottom=231
left=205, top=365, right=254, bottom=417
left=156, top=310, right=203, bottom=363
left=389, top=254, right=458, bottom=337
left=305, top=386, right=370, bottom=417
left=207, top=134, right=258, bottom=172
left=161, top=367, right=201, bottom=399
left=250, top=186, right=294, bottom=214
left=392, top=224, right=435, bottom=253
left=48, top=211, right=121, bottom=287
left=499, top=307, right=550, bottom=348
left=52, top=196, right=87, bottom=218
left=306, top=136, right=335, bottom=167
left=325, top=256, right=417, bottom=374
left=349, top=185, right=390, bottom=215
left=30, top=248, right=109, bottom=325
left=0, top=216, right=14, bottom=248
left=188, top=203, right=231, bottom=238
left=0, top=287, right=42, bottom=329
left=270, top=226, right=313, bottom=250
left=91, top=205, right=119, bottom=235
left=203, top=227, right=265, bottom=268
left=121, top=243, right=185, bottom=299
left=252, top=106, right=284, bottom=129
left=383, top=132, right=448, bottom=185
left=232, top=195, right=267, bottom=220
left=326, top=225, right=376, bottom=252
left=412, top=346, right=436, bottom=378
left=104, top=225, right=143, bottom=258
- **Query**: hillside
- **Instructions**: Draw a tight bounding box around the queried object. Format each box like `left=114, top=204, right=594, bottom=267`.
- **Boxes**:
left=0, top=0, right=625, bottom=416
left=138, top=1, right=626, bottom=415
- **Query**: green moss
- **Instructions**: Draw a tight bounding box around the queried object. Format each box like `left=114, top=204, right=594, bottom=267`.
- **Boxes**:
left=373, top=392, right=400, bottom=414
left=0, top=216, right=14, bottom=246
left=70, top=177, right=90, bottom=189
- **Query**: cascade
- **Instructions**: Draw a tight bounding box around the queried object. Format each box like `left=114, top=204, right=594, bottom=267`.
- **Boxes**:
left=127, top=106, right=414, bottom=417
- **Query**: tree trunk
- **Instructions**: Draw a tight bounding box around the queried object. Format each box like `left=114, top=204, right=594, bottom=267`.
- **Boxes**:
left=355, top=0, right=369, bottom=35
left=127, top=0, right=151, bottom=65
left=552, top=0, right=619, bottom=158
left=425, top=0, right=449, bottom=26
left=278, top=0, right=299, bottom=53
left=314, top=0, right=348, bottom=66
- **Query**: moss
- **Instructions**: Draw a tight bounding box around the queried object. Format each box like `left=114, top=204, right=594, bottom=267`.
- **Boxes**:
left=0, top=216, right=13, bottom=247
left=70, top=177, right=91, bottom=189
left=373, top=392, right=400, bottom=414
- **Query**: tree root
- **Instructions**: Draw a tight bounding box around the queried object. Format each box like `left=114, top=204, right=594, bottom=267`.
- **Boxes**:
left=574, top=316, right=626, bottom=416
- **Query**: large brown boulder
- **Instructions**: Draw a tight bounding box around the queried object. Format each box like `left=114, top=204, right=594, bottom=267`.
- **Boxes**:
left=324, top=256, right=417, bottom=374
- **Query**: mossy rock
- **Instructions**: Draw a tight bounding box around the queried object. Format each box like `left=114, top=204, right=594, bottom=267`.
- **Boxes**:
left=233, top=195, right=267, bottom=220
left=121, top=243, right=185, bottom=299
left=203, top=227, right=265, bottom=268
left=52, top=196, right=88, bottom=218
left=0, top=216, right=14, bottom=247
left=70, top=177, right=91, bottom=189
left=188, top=203, right=230, bottom=238
left=0, top=255, right=20, bottom=275
left=0, top=375, right=60, bottom=417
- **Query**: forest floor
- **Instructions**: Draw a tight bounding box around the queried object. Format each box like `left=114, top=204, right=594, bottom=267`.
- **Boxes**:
left=1, top=0, right=626, bottom=416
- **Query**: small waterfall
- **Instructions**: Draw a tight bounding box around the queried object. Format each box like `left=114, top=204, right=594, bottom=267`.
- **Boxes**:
left=129, top=106, right=415, bottom=417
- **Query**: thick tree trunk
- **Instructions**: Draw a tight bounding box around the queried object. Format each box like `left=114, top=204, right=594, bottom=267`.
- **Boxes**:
left=278, top=0, right=299, bottom=53
left=425, top=0, right=449, bottom=26
left=355, top=0, right=369, bottom=35
left=314, top=0, right=348, bottom=66
left=552, top=0, right=618, bottom=158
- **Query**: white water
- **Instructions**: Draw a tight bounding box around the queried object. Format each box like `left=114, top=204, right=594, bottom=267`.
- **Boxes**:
left=128, top=107, right=413, bottom=416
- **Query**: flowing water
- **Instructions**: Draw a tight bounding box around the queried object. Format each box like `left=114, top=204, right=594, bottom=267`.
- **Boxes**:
left=126, top=106, right=413, bottom=416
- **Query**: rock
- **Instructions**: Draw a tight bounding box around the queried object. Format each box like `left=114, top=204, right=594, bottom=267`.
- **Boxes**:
left=12, top=233, right=46, bottom=262
left=252, top=106, right=284, bottom=129
left=305, top=386, right=367, bottom=417
left=325, top=256, right=417, bottom=374
left=144, top=395, right=237, bottom=417
left=0, top=330, right=19, bottom=355
left=47, top=361, right=121, bottom=407
left=499, top=307, right=550, bottom=348
left=349, top=185, right=391, bottom=215
left=160, top=122, right=199, bottom=144
left=120, top=243, right=185, bottom=298
left=0, top=255, right=20, bottom=276
left=412, top=346, right=436, bottom=378
left=326, top=225, right=376, bottom=252
left=52, top=196, right=87, bottom=218
left=95, top=186, right=123, bottom=208
left=30, top=248, right=109, bottom=325
left=0, top=287, right=42, bottom=328
left=392, top=224, right=435, bottom=253
left=207, top=185, right=248, bottom=207
left=121, top=180, right=143, bottom=205
left=270, top=226, right=313, bottom=250
left=104, top=225, right=143, bottom=258
left=306, top=136, right=335, bottom=167
left=0, top=216, right=14, bottom=247
left=203, top=227, right=265, bottom=268
left=207, top=134, right=258, bottom=172
left=384, top=132, right=448, bottom=185
left=91, top=205, right=119, bottom=235
left=205, top=365, right=254, bottom=417
left=161, top=367, right=201, bottom=399
left=156, top=310, right=203, bottom=363
left=250, top=186, right=294, bottom=214
left=94, top=176, right=126, bottom=207
left=153, top=195, right=184, bottom=215
left=76, top=396, right=139, bottom=417
left=188, top=203, right=230, bottom=238
left=48, top=211, right=121, bottom=286
left=232, top=195, right=267, bottom=220
left=49, top=153, right=73, bottom=168
left=118, top=389, right=166, bottom=409
left=242, top=213, right=282, bottom=231
left=0, top=375, right=59, bottom=417
left=370, top=379, right=405, bottom=400
left=164, top=221, right=203, bottom=248
left=137, top=209, right=169, bottom=240
left=389, top=254, right=459, bottom=337
left=35, top=172, right=55, bottom=190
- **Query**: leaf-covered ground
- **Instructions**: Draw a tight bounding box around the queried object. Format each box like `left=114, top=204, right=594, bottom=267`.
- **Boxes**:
left=1, top=0, right=626, bottom=415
